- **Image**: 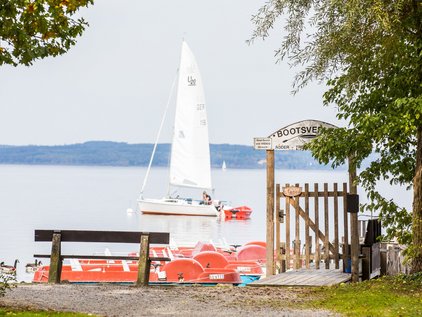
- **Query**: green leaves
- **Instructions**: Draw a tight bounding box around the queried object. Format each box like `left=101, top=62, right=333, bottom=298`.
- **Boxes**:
left=252, top=0, right=422, bottom=260
left=0, top=0, right=93, bottom=66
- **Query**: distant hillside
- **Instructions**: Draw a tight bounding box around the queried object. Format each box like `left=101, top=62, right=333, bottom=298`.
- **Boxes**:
left=0, top=141, right=338, bottom=169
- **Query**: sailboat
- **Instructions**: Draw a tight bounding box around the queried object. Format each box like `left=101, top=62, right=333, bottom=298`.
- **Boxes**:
left=222, top=161, right=227, bottom=171
left=137, top=41, right=219, bottom=217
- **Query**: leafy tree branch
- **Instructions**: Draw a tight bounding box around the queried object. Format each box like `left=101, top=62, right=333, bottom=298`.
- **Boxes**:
left=0, top=0, right=93, bottom=66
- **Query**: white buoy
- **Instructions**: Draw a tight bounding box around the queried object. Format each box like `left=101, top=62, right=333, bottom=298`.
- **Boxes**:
left=126, top=208, right=134, bottom=213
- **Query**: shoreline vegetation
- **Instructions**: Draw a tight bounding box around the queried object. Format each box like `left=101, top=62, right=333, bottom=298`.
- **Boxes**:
left=0, top=141, right=351, bottom=170
left=0, top=274, right=421, bottom=316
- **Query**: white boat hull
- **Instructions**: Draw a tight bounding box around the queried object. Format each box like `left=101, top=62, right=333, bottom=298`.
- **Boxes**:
left=138, top=198, right=219, bottom=216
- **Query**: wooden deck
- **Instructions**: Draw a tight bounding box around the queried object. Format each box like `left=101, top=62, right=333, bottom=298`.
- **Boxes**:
left=249, top=268, right=351, bottom=287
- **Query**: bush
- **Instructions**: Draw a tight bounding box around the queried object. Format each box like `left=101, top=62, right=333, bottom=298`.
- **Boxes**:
left=0, top=272, right=16, bottom=297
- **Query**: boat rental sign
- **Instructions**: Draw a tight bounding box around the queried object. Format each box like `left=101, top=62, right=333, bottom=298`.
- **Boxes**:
left=254, top=119, right=337, bottom=151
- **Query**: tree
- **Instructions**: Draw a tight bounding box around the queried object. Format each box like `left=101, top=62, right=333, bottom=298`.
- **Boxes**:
left=0, top=0, right=93, bottom=66
left=251, top=0, right=422, bottom=272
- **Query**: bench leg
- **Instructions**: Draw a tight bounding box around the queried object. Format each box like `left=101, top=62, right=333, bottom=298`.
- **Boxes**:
left=48, top=232, right=62, bottom=284
left=136, top=234, right=150, bottom=286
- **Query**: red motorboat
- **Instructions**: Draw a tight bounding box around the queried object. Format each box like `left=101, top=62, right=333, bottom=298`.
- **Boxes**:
left=223, top=206, right=252, bottom=219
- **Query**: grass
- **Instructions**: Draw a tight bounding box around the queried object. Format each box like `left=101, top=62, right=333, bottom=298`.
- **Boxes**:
left=1, top=274, right=421, bottom=316
left=301, top=273, right=422, bottom=317
left=0, top=308, right=95, bottom=316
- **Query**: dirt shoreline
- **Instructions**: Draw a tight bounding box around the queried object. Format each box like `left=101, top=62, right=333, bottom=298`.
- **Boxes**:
left=1, top=283, right=339, bottom=317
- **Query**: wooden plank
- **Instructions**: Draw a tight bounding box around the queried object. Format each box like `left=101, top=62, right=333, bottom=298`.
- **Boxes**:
left=285, top=183, right=291, bottom=270
left=314, top=183, right=320, bottom=269
left=304, top=183, right=310, bottom=269
left=324, top=183, right=329, bottom=269
left=294, top=183, right=300, bottom=270
left=334, top=183, right=339, bottom=269
left=275, top=183, right=281, bottom=274
left=280, top=242, right=286, bottom=272
left=342, top=182, right=349, bottom=272
left=33, top=254, right=171, bottom=262
left=257, top=272, right=351, bottom=286
left=249, top=269, right=351, bottom=287
left=35, top=230, right=170, bottom=244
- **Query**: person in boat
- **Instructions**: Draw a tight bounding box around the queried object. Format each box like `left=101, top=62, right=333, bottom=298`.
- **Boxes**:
left=202, top=191, right=212, bottom=205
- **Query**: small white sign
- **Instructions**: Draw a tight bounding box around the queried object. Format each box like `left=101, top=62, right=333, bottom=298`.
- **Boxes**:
left=254, top=137, right=272, bottom=150
left=237, top=266, right=252, bottom=273
left=209, top=274, right=225, bottom=280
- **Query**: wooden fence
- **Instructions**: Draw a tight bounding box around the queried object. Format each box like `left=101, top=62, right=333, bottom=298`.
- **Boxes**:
left=275, top=183, right=350, bottom=272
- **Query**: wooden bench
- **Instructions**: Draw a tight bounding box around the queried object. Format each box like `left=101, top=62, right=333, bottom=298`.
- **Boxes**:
left=34, top=229, right=170, bottom=286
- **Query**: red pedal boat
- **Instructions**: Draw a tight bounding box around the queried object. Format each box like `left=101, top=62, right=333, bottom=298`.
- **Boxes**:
left=192, top=251, right=263, bottom=276
left=33, top=258, right=242, bottom=285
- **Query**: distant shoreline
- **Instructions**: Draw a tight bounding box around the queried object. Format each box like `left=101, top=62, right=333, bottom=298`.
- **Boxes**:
left=0, top=141, right=343, bottom=170
left=0, top=163, right=347, bottom=171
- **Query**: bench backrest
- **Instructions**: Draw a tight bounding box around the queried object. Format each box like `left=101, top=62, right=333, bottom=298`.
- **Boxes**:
left=34, top=230, right=169, bottom=244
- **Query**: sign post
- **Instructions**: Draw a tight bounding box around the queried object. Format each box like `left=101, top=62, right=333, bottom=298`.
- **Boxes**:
left=255, top=120, right=337, bottom=277
left=266, top=150, right=275, bottom=276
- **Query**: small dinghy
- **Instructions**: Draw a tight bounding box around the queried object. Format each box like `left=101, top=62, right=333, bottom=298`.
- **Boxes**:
left=223, top=206, right=253, bottom=220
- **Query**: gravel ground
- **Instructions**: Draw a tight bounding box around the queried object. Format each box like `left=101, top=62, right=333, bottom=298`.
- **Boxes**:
left=0, top=283, right=339, bottom=317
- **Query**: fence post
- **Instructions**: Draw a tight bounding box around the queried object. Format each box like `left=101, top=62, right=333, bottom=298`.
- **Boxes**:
left=48, top=231, right=62, bottom=284
left=304, top=183, right=310, bottom=268
left=136, top=234, right=150, bottom=286
left=266, top=149, right=275, bottom=276
left=324, top=183, right=330, bottom=269
left=314, top=183, right=320, bottom=269
left=275, top=183, right=281, bottom=273
left=348, top=156, right=359, bottom=282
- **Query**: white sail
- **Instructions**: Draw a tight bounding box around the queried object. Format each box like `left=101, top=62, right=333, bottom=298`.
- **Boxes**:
left=138, top=41, right=218, bottom=217
left=169, top=41, right=212, bottom=190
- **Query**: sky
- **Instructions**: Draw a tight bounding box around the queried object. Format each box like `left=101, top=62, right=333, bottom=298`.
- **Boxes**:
left=0, top=1, right=340, bottom=146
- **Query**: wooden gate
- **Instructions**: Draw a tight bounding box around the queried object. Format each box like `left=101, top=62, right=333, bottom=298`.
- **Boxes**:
left=275, top=182, right=350, bottom=272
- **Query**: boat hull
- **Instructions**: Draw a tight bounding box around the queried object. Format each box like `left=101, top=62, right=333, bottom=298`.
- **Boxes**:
left=138, top=198, right=219, bottom=216
left=223, top=206, right=252, bottom=219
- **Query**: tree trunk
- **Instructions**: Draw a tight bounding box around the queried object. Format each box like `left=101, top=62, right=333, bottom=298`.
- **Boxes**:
left=411, top=126, right=422, bottom=273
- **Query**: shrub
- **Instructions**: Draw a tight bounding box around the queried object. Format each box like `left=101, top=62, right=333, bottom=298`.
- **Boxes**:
left=0, top=272, right=16, bottom=297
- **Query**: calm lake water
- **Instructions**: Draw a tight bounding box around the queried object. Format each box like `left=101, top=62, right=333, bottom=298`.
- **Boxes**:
left=0, top=164, right=412, bottom=281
